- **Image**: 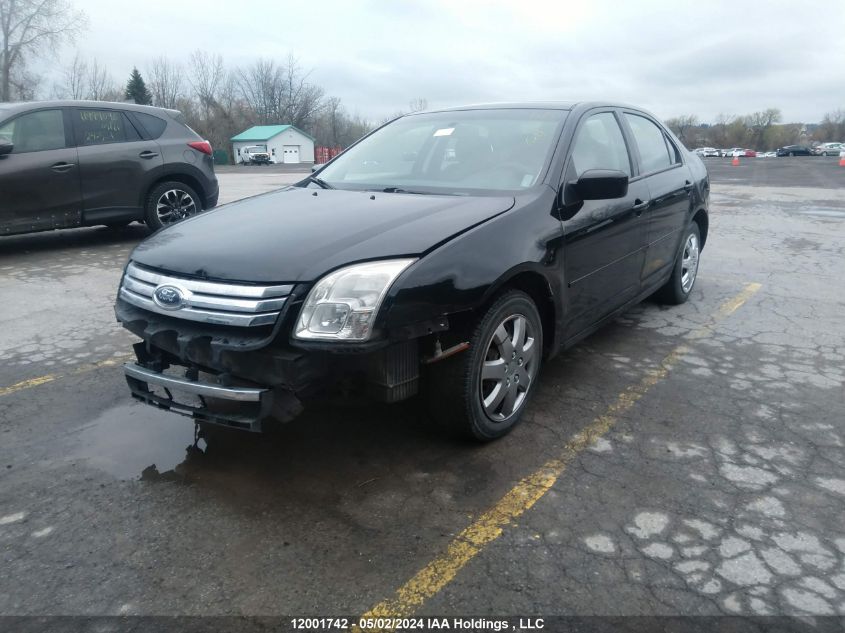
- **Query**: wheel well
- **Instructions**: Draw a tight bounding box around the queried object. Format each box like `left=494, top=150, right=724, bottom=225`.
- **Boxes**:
left=494, top=272, right=556, bottom=355
left=692, top=209, right=709, bottom=247
left=147, top=173, right=207, bottom=209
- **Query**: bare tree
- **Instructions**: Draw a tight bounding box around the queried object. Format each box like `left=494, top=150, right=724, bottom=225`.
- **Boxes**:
left=746, top=108, right=781, bottom=149
left=56, top=51, right=86, bottom=98
left=407, top=97, right=428, bottom=113
left=665, top=114, right=698, bottom=147
left=236, top=55, right=324, bottom=129
left=87, top=58, right=115, bottom=100
left=147, top=56, right=183, bottom=109
left=277, top=54, right=324, bottom=129
left=0, top=0, right=87, bottom=101
left=188, top=49, right=225, bottom=120
left=236, top=57, right=280, bottom=124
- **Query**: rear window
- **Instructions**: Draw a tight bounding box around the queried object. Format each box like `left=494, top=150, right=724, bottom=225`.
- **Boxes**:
left=624, top=113, right=672, bottom=173
left=74, top=109, right=136, bottom=145
left=133, top=112, right=167, bottom=139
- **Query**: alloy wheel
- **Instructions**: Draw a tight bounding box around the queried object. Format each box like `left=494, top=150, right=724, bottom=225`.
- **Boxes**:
left=681, top=233, right=700, bottom=293
left=479, top=314, right=537, bottom=421
left=156, top=189, right=197, bottom=225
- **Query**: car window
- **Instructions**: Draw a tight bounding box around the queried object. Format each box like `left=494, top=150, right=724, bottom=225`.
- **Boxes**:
left=0, top=109, right=66, bottom=153
left=123, top=113, right=142, bottom=141
left=570, top=112, right=631, bottom=178
left=132, top=112, right=167, bottom=139
left=665, top=136, right=682, bottom=164
left=74, top=109, right=132, bottom=146
left=624, top=113, right=672, bottom=173
left=318, top=108, right=567, bottom=194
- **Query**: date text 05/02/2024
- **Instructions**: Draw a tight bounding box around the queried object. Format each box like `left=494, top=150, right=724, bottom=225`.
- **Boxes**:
left=289, top=617, right=545, bottom=631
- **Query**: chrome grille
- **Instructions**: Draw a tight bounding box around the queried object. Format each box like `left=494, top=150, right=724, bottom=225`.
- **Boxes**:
left=119, top=262, right=292, bottom=327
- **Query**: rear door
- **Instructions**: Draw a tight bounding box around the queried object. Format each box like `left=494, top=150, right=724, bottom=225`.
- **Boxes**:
left=0, top=108, right=81, bottom=235
left=621, top=112, right=692, bottom=287
left=71, top=107, right=163, bottom=222
left=560, top=110, right=649, bottom=338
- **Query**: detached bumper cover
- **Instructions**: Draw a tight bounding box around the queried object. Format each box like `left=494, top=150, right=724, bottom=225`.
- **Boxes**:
left=124, top=363, right=273, bottom=432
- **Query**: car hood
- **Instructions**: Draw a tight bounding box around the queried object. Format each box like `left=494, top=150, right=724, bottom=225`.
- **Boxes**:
left=130, top=187, right=515, bottom=283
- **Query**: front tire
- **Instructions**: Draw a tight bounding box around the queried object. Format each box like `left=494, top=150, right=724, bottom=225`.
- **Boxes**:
left=654, top=223, right=701, bottom=305
left=144, top=181, right=202, bottom=231
left=428, top=290, right=543, bottom=441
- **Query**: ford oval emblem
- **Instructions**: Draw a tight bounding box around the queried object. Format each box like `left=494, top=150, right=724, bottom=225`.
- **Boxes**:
left=153, top=284, right=185, bottom=310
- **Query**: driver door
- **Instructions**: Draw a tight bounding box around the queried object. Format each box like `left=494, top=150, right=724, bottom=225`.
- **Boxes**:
left=560, top=110, right=649, bottom=339
left=0, top=108, right=81, bottom=235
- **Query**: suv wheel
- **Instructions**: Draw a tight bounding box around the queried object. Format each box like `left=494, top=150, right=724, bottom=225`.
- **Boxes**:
left=145, top=181, right=202, bottom=231
left=428, top=290, right=542, bottom=441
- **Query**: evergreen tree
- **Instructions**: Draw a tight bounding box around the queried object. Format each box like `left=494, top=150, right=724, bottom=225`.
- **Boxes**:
left=125, top=67, right=152, bottom=105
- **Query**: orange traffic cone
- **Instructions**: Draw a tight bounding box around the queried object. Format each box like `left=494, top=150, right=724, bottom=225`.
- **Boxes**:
left=731, top=155, right=740, bottom=166
left=839, top=154, right=845, bottom=167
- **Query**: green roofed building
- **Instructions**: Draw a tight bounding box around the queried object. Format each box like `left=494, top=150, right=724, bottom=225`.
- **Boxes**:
left=230, top=124, right=315, bottom=164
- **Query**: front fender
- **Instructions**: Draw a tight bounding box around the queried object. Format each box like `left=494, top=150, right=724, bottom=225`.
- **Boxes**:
left=382, top=188, right=565, bottom=341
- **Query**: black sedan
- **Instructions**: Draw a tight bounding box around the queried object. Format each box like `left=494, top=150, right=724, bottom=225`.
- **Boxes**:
left=117, top=102, right=709, bottom=441
left=776, top=144, right=812, bottom=156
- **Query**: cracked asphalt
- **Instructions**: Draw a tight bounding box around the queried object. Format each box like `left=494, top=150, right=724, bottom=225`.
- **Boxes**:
left=0, top=158, right=843, bottom=619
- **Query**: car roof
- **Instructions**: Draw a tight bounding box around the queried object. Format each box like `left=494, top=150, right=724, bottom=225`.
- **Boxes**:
left=408, top=100, right=651, bottom=115
left=0, top=99, right=179, bottom=117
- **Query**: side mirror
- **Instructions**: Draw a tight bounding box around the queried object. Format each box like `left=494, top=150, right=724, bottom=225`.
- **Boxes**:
left=573, top=169, right=628, bottom=200
left=311, top=163, right=325, bottom=173
left=0, top=141, right=13, bottom=156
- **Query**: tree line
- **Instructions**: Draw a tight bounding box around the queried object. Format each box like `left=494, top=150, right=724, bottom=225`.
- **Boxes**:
left=1, top=0, right=432, bottom=159
left=665, top=109, right=845, bottom=151
left=50, top=50, right=381, bottom=157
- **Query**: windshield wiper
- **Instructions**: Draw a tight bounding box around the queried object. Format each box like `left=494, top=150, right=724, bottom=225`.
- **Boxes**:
left=378, top=187, right=439, bottom=195
left=307, top=175, right=333, bottom=189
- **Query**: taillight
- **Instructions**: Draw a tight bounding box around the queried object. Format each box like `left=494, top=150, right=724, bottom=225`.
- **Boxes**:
left=188, top=140, right=212, bottom=155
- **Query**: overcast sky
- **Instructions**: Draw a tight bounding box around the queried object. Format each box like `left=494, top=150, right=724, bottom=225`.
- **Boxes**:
left=43, top=0, right=845, bottom=123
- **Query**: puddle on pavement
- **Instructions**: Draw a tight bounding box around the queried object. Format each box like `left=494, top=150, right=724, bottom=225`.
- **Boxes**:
left=73, top=402, right=205, bottom=481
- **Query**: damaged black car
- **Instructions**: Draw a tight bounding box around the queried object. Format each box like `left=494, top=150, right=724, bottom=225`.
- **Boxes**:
left=116, top=102, right=709, bottom=441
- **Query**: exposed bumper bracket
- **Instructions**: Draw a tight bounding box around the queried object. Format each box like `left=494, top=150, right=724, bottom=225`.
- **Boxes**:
left=123, top=363, right=272, bottom=432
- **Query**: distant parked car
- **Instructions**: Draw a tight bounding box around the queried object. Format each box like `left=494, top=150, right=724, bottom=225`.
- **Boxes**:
left=694, top=147, right=720, bottom=157
left=0, top=100, right=218, bottom=236
left=776, top=145, right=812, bottom=157
left=723, top=147, right=744, bottom=157
left=812, top=142, right=844, bottom=156
left=757, top=151, right=776, bottom=158
left=240, top=145, right=272, bottom=165
left=742, top=149, right=757, bottom=157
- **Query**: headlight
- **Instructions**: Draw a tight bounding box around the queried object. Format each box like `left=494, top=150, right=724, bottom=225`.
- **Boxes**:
left=294, top=259, right=416, bottom=341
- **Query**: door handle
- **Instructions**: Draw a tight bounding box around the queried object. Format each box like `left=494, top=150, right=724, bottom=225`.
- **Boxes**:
left=50, top=162, right=75, bottom=172
left=632, top=198, right=649, bottom=215
left=139, top=151, right=159, bottom=159
left=683, top=180, right=693, bottom=192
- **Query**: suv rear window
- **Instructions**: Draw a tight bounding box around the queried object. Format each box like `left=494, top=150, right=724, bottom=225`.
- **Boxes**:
left=74, top=109, right=140, bottom=145
left=133, top=112, right=167, bottom=139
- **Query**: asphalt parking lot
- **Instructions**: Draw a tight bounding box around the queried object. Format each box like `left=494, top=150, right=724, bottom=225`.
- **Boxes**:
left=1, top=157, right=844, bottom=621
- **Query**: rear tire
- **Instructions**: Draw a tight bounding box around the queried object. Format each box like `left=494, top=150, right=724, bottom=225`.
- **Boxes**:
left=654, top=223, right=701, bottom=305
left=427, top=290, right=543, bottom=441
left=144, top=181, right=202, bottom=232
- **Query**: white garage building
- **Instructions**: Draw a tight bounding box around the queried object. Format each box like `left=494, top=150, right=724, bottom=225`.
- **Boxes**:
left=230, top=124, right=315, bottom=164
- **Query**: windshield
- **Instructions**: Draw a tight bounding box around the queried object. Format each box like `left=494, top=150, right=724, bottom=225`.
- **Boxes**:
left=317, top=108, right=567, bottom=194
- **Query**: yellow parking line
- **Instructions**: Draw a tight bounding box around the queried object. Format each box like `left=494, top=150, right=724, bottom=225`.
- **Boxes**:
left=0, top=354, right=133, bottom=397
left=356, top=282, right=762, bottom=629
left=717, top=282, right=763, bottom=317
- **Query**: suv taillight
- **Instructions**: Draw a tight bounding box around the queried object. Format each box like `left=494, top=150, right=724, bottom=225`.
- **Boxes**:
left=188, top=140, right=212, bottom=155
